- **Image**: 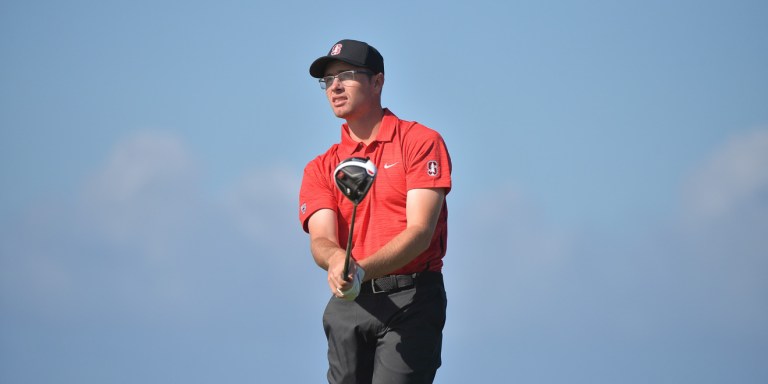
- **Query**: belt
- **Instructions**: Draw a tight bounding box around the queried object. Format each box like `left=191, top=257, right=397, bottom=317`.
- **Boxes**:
left=360, top=272, right=442, bottom=294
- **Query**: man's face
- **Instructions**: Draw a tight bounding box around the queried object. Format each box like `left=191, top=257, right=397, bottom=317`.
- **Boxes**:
left=323, top=61, right=380, bottom=120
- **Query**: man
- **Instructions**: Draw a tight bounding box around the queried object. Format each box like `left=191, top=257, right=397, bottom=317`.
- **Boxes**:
left=298, top=39, right=452, bottom=384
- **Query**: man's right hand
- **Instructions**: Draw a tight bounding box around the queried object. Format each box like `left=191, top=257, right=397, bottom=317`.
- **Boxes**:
left=327, top=251, right=364, bottom=300
left=339, top=266, right=365, bottom=301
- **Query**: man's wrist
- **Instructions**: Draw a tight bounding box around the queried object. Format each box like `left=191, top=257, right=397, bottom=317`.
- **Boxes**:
left=326, top=249, right=346, bottom=269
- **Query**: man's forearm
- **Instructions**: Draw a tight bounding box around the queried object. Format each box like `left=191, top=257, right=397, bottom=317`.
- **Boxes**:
left=311, top=237, right=345, bottom=271
left=357, top=224, right=433, bottom=280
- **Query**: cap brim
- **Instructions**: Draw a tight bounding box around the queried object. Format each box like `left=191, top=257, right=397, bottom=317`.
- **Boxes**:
left=309, top=56, right=368, bottom=78
left=309, top=57, right=334, bottom=78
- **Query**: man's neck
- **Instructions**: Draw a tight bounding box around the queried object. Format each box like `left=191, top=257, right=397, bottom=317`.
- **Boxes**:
left=346, top=108, right=385, bottom=146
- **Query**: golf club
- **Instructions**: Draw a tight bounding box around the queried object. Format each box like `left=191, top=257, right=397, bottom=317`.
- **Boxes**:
left=333, top=157, right=377, bottom=281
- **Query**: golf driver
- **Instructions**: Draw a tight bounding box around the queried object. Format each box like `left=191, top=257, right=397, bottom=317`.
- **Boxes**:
left=333, top=157, right=377, bottom=281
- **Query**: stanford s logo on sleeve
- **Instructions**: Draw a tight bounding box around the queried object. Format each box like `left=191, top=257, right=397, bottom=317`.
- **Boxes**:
left=427, top=161, right=439, bottom=177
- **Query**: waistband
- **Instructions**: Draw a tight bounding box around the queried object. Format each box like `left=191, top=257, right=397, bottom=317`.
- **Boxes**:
left=360, top=272, right=443, bottom=294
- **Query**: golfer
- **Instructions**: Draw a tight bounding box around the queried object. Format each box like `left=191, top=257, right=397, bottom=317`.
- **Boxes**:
left=298, top=39, right=452, bottom=384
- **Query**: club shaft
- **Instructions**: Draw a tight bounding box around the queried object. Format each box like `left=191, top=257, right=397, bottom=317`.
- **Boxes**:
left=342, top=204, right=357, bottom=281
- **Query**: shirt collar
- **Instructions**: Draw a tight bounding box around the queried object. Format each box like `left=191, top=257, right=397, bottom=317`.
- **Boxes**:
left=339, top=108, right=398, bottom=155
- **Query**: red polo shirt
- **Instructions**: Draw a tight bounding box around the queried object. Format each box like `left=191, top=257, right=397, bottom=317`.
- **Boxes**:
left=299, top=109, right=452, bottom=274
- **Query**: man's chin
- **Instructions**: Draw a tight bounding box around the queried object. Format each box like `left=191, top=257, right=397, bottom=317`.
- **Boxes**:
left=333, top=108, right=351, bottom=119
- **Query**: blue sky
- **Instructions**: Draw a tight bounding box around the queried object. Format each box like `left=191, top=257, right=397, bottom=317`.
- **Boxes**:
left=1, top=0, right=767, bottom=383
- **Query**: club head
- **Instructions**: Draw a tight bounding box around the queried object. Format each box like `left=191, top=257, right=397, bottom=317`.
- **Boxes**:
left=334, top=157, right=377, bottom=205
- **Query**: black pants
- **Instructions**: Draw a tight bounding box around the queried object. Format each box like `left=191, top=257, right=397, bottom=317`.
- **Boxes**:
left=322, top=272, right=447, bottom=384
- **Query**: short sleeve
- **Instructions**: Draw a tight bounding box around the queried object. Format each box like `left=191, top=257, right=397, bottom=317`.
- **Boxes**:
left=403, top=126, right=452, bottom=194
left=298, top=157, right=337, bottom=232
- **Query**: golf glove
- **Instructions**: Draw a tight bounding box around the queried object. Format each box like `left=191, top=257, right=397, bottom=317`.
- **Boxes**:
left=340, top=266, right=365, bottom=301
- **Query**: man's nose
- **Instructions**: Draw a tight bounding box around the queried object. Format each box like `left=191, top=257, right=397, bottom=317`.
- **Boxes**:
left=330, top=77, right=344, bottom=90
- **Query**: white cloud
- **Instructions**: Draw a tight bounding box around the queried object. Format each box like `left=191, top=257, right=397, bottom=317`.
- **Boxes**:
left=4, top=129, right=766, bottom=384
left=86, top=131, right=195, bottom=203
left=80, top=131, right=200, bottom=250
left=0, top=131, right=312, bottom=324
left=222, top=165, right=301, bottom=245
left=446, top=183, right=575, bottom=336
left=684, top=128, right=768, bottom=220
left=671, top=129, right=768, bottom=334
left=446, top=141, right=768, bottom=351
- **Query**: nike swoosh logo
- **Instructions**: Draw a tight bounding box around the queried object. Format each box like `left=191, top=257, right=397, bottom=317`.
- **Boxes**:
left=384, top=162, right=399, bottom=169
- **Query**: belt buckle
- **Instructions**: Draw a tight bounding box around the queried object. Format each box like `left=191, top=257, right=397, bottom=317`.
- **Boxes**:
left=371, top=277, right=388, bottom=294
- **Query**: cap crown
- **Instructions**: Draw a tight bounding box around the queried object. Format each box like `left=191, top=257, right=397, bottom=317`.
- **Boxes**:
left=310, top=39, right=384, bottom=78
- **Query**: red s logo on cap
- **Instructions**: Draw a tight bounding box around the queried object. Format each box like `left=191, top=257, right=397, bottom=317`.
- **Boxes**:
left=331, top=44, right=342, bottom=55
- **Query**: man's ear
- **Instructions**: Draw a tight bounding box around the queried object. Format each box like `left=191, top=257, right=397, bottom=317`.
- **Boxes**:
left=374, top=73, right=384, bottom=93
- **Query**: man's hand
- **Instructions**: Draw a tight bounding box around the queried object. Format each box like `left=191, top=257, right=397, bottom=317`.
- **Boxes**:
left=328, top=252, right=365, bottom=301
left=340, top=265, right=365, bottom=301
